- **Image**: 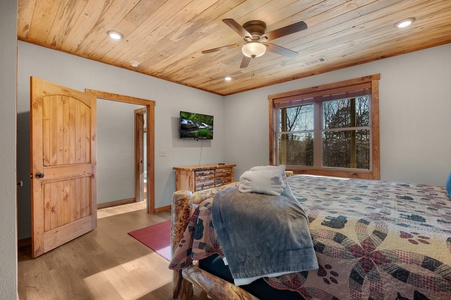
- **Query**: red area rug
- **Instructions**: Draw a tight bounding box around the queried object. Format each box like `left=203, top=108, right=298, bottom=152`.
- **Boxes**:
left=128, top=220, right=171, bottom=261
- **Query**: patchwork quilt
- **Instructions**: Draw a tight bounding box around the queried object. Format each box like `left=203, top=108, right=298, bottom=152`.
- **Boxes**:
left=170, top=175, right=451, bottom=299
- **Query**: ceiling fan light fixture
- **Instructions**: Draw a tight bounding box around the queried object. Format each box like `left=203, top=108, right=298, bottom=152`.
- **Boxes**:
left=242, top=42, right=266, bottom=58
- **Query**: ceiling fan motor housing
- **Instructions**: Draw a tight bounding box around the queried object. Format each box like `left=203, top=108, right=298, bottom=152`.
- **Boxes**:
left=243, top=20, right=267, bottom=41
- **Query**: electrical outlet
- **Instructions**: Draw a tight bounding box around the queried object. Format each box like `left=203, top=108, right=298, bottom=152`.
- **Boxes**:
left=159, top=149, right=166, bottom=157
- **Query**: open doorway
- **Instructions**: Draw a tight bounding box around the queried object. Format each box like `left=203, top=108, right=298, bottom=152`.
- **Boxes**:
left=134, top=107, right=147, bottom=203
left=86, top=89, right=156, bottom=214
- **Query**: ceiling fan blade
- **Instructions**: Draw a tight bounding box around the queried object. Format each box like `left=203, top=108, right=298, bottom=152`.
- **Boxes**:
left=240, top=55, right=252, bottom=68
left=201, top=43, right=240, bottom=54
left=223, top=18, right=252, bottom=39
left=266, top=43, right=298, bottom=58
left=265, top=21, right=308, bottom=40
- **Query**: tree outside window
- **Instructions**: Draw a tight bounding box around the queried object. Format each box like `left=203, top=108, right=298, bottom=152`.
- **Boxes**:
left=269, top=75, right=380, bottom=179
left=322, top=96, right=370, bottom=169
left=278, top=104, right=314, bottom=166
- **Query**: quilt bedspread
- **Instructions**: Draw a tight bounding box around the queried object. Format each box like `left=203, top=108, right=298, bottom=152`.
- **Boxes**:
left=169, top=175, right=451, bottom=299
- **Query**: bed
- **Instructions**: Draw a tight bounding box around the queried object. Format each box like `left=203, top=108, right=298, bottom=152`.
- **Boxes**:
left=169, top=173, right=451, bottom=299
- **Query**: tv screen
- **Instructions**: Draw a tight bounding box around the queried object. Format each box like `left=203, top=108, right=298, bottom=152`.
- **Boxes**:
left=179, top=111, right=214, bottom=140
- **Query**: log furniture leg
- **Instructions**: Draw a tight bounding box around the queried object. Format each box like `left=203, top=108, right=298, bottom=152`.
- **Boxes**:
left=171, top=191, right=194, bottom=300
left=171, top=184, right=256, bottom=300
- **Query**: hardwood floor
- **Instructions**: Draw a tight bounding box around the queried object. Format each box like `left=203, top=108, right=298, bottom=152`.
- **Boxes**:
left=18, top=202, right=209, bottom=300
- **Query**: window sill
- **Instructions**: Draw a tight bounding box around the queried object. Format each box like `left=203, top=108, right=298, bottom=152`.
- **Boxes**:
left=287, top=168, right=379, bottom=180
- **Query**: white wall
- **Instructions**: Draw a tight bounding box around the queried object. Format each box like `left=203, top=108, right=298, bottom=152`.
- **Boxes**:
left=17, top=41, right=225, bottom=239
left=0, top=0, right=18, bottom=298
left=16, top=40, right=451, bottom=242
left=97, top=100, right=143, bottom=204
left=224, top=44, right=451, bottom=186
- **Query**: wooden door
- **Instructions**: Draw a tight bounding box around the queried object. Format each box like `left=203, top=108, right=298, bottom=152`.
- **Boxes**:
left=30, top=77, right=97, bottom=258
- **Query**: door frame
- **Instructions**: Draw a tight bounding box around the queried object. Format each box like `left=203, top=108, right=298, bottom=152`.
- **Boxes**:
left=85, top=89, right=156, bottom=214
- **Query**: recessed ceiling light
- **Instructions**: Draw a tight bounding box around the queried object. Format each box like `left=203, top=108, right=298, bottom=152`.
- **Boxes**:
left=107, top=30, right=124, bottom=40
left=395, top=18, right=415, bottom=28
left=130, top=61, right=139, bottom=67
left=225, top=76, right=232, bottom=81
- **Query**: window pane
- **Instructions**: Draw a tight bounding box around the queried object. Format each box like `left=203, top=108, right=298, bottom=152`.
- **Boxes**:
left=322, top=129, right=370, bottom=169
left=323, top=96, right=369, bottom=129
left=279, top=104, right=314, bottom=132
left=278, top=133, right=314, bottom=166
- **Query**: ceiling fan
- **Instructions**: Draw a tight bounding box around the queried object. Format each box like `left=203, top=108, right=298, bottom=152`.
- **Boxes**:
left=202, top=18, right=308, bottom=68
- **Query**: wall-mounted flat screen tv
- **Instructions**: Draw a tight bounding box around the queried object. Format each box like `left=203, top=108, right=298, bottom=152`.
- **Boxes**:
left=179, top=111, right=214, bottom=140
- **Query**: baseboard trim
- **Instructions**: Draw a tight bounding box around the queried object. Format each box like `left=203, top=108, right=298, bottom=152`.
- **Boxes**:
left=155, top=205, right=171, bottom=213
left=97, top=198, right=135, bottom=209
left=18, top=237, right=31, bottom=249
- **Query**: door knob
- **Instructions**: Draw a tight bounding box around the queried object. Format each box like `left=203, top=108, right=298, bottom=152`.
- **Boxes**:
left=35, top=172, right=45, bottom=179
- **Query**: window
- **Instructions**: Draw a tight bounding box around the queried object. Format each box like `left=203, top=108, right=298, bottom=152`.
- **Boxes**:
left=269, top=75, right=380, bottom=179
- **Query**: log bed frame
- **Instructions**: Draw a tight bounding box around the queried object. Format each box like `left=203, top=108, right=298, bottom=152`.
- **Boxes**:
left=170, top=172, right=294, bottom=299
left=171, top=182, right=258, bottom=300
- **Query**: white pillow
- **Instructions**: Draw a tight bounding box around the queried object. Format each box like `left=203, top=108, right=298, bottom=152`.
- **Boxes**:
left=250, top=165, right=287, bottom=187
left=239, top=168, right=285, bottom=196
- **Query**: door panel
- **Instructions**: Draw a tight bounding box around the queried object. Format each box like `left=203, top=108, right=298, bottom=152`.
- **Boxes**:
left=31, top=77, right=97, bottom=258
left=42, top=95, right=92, bottom=165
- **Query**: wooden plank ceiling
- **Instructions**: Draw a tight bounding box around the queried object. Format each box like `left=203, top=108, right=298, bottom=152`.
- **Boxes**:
left=17, top=0, right=451, bottom=96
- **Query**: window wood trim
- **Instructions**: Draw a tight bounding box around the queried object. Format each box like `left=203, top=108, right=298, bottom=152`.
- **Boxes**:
left=268, top=74, right=380, bottom=180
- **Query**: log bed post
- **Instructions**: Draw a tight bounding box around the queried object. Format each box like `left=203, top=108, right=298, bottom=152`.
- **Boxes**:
left=171, top=191, right=194, bottom=300
left=171, top=183, right=257, bottom=300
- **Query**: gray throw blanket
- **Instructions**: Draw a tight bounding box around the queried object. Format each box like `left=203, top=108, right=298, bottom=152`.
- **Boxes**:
left=212, top=185, right=318, bottom=281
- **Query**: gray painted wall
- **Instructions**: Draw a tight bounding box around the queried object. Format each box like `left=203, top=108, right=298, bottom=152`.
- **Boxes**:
left=224, top=44, right=451, bottom=186
left=97, top=100, right=142, bottom=204
left=17, top=41, right=225, bottom=239
left=5, top=7, right=451, bottom=295
left=16, top=41, right=451, bottom=242
left=0, top=0, right=18, bottom=298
